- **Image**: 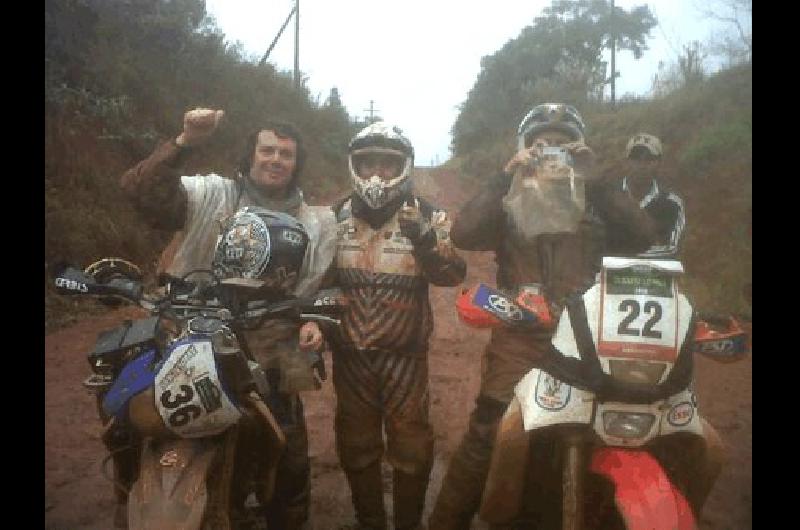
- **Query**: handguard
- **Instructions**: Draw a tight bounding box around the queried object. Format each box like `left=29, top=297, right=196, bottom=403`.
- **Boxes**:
left=456, top=284, right=550, bottom=329
left=693, top=315, right=749, bottom=362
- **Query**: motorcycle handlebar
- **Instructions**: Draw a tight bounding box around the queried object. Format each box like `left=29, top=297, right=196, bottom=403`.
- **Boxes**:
left=54, top=262, right=343, bottom=326
left=53, top=266, right=143, bottom=302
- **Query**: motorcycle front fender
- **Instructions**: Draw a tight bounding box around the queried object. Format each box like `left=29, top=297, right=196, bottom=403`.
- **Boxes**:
left=589, top=447, right=697, bottom=530
left=514, top=368, right=594, bottom=431
left=127, top=436, right=221, bottom=530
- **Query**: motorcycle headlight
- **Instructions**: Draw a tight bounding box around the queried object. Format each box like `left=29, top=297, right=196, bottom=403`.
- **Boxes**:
left=602, top=411, right=657, bottom=439
left=608, top=359, right=667, bottom=385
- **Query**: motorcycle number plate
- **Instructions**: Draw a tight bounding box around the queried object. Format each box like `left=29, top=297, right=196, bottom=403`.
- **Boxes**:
left=154, top=338, right=241, bottom=438
left=597, top=267, right=681, bottom=362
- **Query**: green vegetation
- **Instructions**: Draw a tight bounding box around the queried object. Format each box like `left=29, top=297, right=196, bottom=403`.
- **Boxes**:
left=45, top=0, right=359, bottom=328
left=449, top=55, right=752, bottom=316
left=451, top=0, right=657, bottom=161
left=45, top=0, right=751, bottom=326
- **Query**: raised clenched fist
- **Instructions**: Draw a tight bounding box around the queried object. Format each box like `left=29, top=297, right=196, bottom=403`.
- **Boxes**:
left=298, top=321, right=324, bottom=352
left=175, top=107, right=225, bottom=147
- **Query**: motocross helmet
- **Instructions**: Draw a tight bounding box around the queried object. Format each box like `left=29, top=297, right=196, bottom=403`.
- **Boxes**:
left=517, top=103, right=586, bottom=151
left=348, top=121, right=414, bottom=210
left=626, top=133, right=663, bottom=159
left=212, top=207, right=309, bottom=294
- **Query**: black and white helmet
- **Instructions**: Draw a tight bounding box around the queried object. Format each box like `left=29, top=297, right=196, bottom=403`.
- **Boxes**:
left=517, top=103, right=586, bottom=150
left=348, top=121, right=414, bottom=210
left=212, top=207, right=309, bottom=294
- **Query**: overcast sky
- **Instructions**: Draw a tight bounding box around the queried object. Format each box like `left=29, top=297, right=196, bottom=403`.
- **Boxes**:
left=204, top=0, right=743, bottom=165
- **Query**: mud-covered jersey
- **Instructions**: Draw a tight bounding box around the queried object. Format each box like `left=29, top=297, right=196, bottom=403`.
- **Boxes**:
left=330, top=195, right=466, bottom=355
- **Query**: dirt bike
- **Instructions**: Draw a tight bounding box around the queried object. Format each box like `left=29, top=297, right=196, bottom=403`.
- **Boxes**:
left=455, top=256, right=749, bottom=530
left=53, top=258, right=342, bottom=529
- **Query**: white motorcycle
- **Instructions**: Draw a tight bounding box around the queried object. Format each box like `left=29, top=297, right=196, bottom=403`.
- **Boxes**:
left=456, top=256, right=748, bottom=530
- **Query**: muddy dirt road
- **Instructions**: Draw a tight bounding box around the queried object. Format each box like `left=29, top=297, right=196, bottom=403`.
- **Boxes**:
left=45, top=169, right=751, bottom=529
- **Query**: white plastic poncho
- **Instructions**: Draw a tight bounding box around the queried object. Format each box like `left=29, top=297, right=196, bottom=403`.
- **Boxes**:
left=162, top=174, right=336, bottom=297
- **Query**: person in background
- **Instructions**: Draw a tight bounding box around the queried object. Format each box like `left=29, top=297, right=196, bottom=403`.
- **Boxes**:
left=429, top=103, right=660, bottom=529
left=609, top=132, right=686, bottom=258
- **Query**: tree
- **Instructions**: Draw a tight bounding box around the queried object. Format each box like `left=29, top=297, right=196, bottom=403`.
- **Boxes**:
left=695, top=0, right=751, bottom=65
left=678, top=40, right=706, bottom=86
left=541, top=0, right=657, bottom=99
left=451, top=0, right=656, bottom=157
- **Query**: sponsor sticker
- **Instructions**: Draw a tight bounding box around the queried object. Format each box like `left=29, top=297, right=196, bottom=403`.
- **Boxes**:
left=338, top=243, right=362, bottom=251
left=383, top=246, right=414, bottom=254
left=194, top=376, right=223, bottom=413
left=606, top=267, right=673, bottom=298
left=282, top=229, right=304, bottom=246
left=55, top=277, right=88, bottom=292
left=534, top=371, right=571, bottom=410
left=667, top=401, right=694, bottom=426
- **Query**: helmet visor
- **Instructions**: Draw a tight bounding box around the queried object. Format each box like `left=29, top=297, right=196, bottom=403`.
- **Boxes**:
left=351, top=148, right=406, bottom=181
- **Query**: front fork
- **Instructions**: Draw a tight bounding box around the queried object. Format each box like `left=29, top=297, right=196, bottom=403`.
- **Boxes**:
left=562, top=429, right=585, bottom=530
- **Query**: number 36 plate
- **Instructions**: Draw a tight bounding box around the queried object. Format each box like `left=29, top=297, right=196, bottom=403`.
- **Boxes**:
left=154, top=338, right=241, bottom=438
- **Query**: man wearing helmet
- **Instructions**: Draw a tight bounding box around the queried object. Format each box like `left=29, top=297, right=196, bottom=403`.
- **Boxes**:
left=327, top=122, right=466, bottom=530
left=118, top=108, right=336, bottom=529
left=608, top=133, right=686, bottom=258
left=429, top=103, right=660, bottom=528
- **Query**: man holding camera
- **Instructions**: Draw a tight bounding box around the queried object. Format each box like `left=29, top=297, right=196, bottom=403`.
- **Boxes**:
left=429, top=103, right=657, bottom=528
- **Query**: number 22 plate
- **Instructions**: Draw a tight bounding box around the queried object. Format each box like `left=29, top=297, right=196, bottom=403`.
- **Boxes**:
left=597, top=267, right=681, bottom=361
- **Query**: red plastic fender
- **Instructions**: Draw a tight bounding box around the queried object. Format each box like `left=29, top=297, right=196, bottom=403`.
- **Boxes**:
left=589, top=447, right=697, bottom=530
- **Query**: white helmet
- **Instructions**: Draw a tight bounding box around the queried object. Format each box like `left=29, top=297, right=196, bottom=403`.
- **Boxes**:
left=517, top=103, right=586, bottom=151
left=348, top=121, right=414, bottom=210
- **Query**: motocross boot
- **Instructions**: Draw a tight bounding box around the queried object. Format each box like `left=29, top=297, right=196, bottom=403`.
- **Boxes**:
left=343, top=461, right=388, bottom=530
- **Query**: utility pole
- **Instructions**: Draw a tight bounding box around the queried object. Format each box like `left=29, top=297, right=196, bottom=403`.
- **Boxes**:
left=259, top=5, right=296, bottom=67
left=363, top=100, right=380, bottom=124
left=610, top=0, right=616, bottom=106
left=294, top=0, right=300, bottom=90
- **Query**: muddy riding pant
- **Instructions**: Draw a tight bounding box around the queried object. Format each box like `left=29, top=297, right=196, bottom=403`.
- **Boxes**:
left=333, top=347, right=434, bottom=530
left=429, top=326, right=551, bottom=529
left=263, top=392, right=311, bottom=530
